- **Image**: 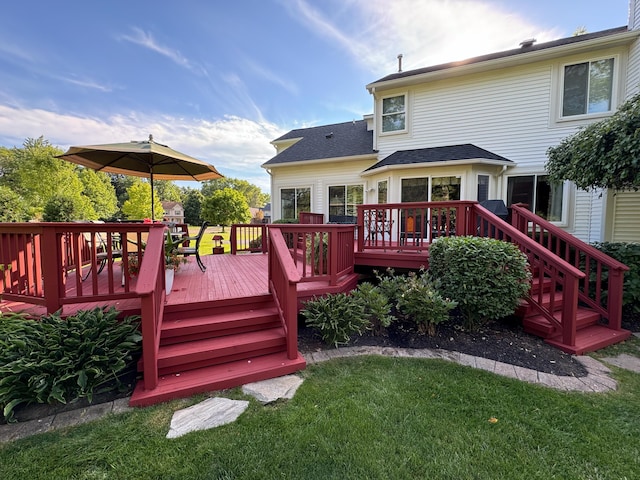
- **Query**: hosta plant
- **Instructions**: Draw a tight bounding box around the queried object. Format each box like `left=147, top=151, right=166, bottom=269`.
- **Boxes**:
left=302, top=293, right=369, bottom=347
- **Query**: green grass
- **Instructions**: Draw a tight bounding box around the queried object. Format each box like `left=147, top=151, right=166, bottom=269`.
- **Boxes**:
left=188, top=225, right=231, bottom=254
left=2, top=356, right=640, bottom=479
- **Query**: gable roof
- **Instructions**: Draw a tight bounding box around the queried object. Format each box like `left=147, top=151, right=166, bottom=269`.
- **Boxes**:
left=364, top=144, right=512, bottom=173
left=262, top=120, right=375, bottom=167
left=368, top=26, right=636, bottom=90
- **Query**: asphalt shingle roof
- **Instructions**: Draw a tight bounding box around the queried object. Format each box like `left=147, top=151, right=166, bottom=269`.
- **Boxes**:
left=370, top=26, right=629, bottom=85
left=364, top=144, right=512, bottom=172
left=263, top=120, right=374, bottom=166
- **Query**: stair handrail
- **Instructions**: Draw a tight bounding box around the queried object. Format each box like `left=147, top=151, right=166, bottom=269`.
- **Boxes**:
left=510, top=204, right=628, bottom=329
left=267, top=227, right=301, bottom=360
left=471, top=203, right=585, bottom=346
left=134, top=226, right=167, bottom=391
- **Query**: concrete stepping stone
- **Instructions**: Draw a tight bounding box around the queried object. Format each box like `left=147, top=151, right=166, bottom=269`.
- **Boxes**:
left=242, top=375, right=304, bottom=404
left=600, top=354, right=640, bottom=374
left=166, top=397, right=249, bottom=439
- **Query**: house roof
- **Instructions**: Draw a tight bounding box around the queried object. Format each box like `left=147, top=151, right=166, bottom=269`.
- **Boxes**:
left=262, top=120, right=375, bottom=167
left=368, top=26, right=634, bottom=89
left=161, top=201, right=182, bottom=209
left=364, top=144, right=512, bottom=172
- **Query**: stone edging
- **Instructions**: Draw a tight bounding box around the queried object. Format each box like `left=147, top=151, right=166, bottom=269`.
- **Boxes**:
left=303, top=346, right=618, bottom=393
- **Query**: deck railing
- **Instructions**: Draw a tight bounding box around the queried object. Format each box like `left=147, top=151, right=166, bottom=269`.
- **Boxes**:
left=0, top=222, right=160, bottom=314
left=299, top=212, right=324, bottom=224
left=510, top=204, right=628, bottom=329
left=469, top=203, right=586, bottom=346
left=268, top=227, right=301, bottom=359
left=273, top=224, right=355, bottom=286
left=356, top=201, right=476, bottom=252
left=134, top=227, right=166, bottom=390
left=230, top=224, right=267, bottom=254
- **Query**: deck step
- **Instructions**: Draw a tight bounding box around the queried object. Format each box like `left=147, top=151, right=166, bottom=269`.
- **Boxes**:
left=522, top=307, right=601, bottom=338
left=545, top=325, right=632, bottom=355
left=130, top=351, right=307, bottom=407
left=153, top=328, right=287, bottom=375
left=161, top=306, right=280, bottom=345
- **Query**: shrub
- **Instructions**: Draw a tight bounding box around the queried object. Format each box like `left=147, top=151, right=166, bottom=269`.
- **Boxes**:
left=395, top=272, right=457, bottom=336
left=0, top=307, right=141, bottom=422
left=351, top=282, right=394, bottom=334
left=592, top=242, right=640, bottom=312
left=301, top=293, right=368, bottom=347
left=429, top=236, right=531, bottom=329
left=374, top=268, right=408, bottom=304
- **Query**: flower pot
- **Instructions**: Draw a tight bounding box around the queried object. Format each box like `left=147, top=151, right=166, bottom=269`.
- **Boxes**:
left=165, top=268, right=174, bottom=295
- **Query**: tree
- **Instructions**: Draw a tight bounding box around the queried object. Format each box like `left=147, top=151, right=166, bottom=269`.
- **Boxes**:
left=121, top=179, right=159, bottom=220
left=201, top=177, right=269, bottom=208
left=78, top=169, right=118, bottom=220
left=0, top=186, right=29, bottom=222
left=182, top=189, right=204, bottom=225
left=43, top=195, right=81, bottom=222
left=201, top=188, right=250, bottom=232
left=546, top=92, right=640, bottom=191
left=155, top=180, right=182, bottom=202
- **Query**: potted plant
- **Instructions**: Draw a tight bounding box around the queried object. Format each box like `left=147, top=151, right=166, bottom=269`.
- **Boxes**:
left=164, top=235, right=187, bottom=295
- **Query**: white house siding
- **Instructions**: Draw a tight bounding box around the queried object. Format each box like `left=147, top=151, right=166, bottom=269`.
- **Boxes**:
left=268, top=158, right=376, bottom=221
left=372, top=46, right=632, bottom=241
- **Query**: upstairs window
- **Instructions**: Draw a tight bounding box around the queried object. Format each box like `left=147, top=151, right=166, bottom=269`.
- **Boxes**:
left=562, top=58, right=614, bottom=117
left=381, top=94, right=406, bottom=132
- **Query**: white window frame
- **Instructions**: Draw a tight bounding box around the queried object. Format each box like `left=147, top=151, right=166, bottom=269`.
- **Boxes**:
left=279, top=186, right=312, bottom=221
left=557, top=54, right=619, bottom=122
left=380, top=92, right=408, bottom=135
left=505, top=174, right=569, bottom=226
left=327, top=184, right=364, bottom=222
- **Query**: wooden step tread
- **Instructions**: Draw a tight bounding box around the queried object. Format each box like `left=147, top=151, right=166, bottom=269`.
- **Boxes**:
left=163, top=306, right=279, bottom=332
left=158, top=328, right=286, bottom=363
left=546, top=325, right=632, bottom=355
left=130, top=351, right=307, bottom=407
left=523, top=308, right=600, bottom=338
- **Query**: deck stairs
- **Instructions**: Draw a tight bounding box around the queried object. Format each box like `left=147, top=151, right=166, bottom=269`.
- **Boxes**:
left=130, top=294, right=306, bottom=407
left=517, top=272, right=631, bottom=355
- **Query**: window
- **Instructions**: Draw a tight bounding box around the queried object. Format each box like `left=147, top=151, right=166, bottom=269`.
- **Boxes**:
left=377, top=180, right=388, bottom=203
left=431, top=176, right=461, bottom=201
left=280, top=187, right=310, bottom=220
left=477, top=175, right=489, bottom=202
left=507, top=175, right=563, bottom=222
left=381, top=94, right=406, bottom=132
left=401, top=177, right=461, bottom=202
left=562, top=58, right=614, bottom=117
left=328, top=185, right=363, bottom=222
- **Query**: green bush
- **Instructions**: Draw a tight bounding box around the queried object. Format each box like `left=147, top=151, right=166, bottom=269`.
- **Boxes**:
left=351, top=282, right=394, bottom=334
left=301, top=293, right=369, bottom=347
left=429, top=236, right=531, bottom=329
left=592, top=242, right=640, bottom=312
left=395, top=272, right=457, bottom=336
left=0, top=307, right=141, bottom=422
left=374, top=268, right=407, bottom=304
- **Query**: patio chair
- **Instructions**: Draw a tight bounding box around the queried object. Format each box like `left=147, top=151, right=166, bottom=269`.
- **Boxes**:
left=82, top=232, right=123, bottom=280
left=176, top=221, right=209, bottom=272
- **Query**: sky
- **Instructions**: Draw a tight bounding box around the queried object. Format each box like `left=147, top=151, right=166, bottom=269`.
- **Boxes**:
left=0, top=0, right=631, bottom=193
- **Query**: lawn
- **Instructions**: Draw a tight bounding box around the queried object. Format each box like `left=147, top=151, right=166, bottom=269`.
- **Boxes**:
left=2, top=355, right=639, bottom=479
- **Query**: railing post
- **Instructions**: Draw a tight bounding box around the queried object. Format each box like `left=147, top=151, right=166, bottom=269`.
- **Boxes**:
left=40, top=226, right=63, bottom=313
left=329, top=227, right=338, bottom=286
left=356, top=206, right=364, bottom=252
left=262, top=224, right=268, bottom=253
left=607, top=268, right=625, bottom=330
left=562, top=275, right=579, bottom=347
left=230, top=225, right=237, bottom=255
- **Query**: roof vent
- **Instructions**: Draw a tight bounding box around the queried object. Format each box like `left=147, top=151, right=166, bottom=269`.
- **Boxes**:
left=325, top=132, right=334, bottom=139
left=519, top=38, right=536, bottom=48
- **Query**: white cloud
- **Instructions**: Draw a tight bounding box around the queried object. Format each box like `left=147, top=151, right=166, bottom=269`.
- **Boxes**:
left=0, top=105, right=285, bottom=192
left=119, top=27, right=193, bottom=70
left=283, top=0, right=561, bottom=74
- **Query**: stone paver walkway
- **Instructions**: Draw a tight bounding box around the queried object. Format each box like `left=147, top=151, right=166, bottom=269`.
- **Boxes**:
left=2, top=346, right=639, bottom=443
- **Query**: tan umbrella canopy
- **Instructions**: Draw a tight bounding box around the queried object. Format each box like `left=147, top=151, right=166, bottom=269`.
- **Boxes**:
left=57, top=135, right=222, bottom=219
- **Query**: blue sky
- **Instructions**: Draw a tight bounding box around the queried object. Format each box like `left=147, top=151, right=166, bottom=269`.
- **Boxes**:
left=0, top=0, right=630, bottom=192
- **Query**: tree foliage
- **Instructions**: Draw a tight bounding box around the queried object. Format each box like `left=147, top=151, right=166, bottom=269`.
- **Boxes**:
left=201, top=177, right=269, bottom=208
left=201, top=188, right=250, bottom=231
left=0, top=186, right=29, bottom=222
left=78, top=169, right=118, bottom=220
left=182, top=188, right=204, bottom=225
left=546, top=92, right=640, bottom=191
left=154, top=180, right=182, bottom=202
left=121, top=180, right=155, bottom=220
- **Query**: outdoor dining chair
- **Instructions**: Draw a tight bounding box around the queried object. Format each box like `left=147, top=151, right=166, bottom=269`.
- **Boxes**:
left=176, top=221, right=209, bottom=272
left=82, top=232, right=123, bottom=280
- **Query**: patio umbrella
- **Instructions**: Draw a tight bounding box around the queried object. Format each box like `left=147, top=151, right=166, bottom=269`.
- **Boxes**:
left=57, top=135, right=223, bottom=219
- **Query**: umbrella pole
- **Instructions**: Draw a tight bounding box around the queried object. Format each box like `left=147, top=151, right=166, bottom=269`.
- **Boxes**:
left=150, top=170, right=155, bottom=220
